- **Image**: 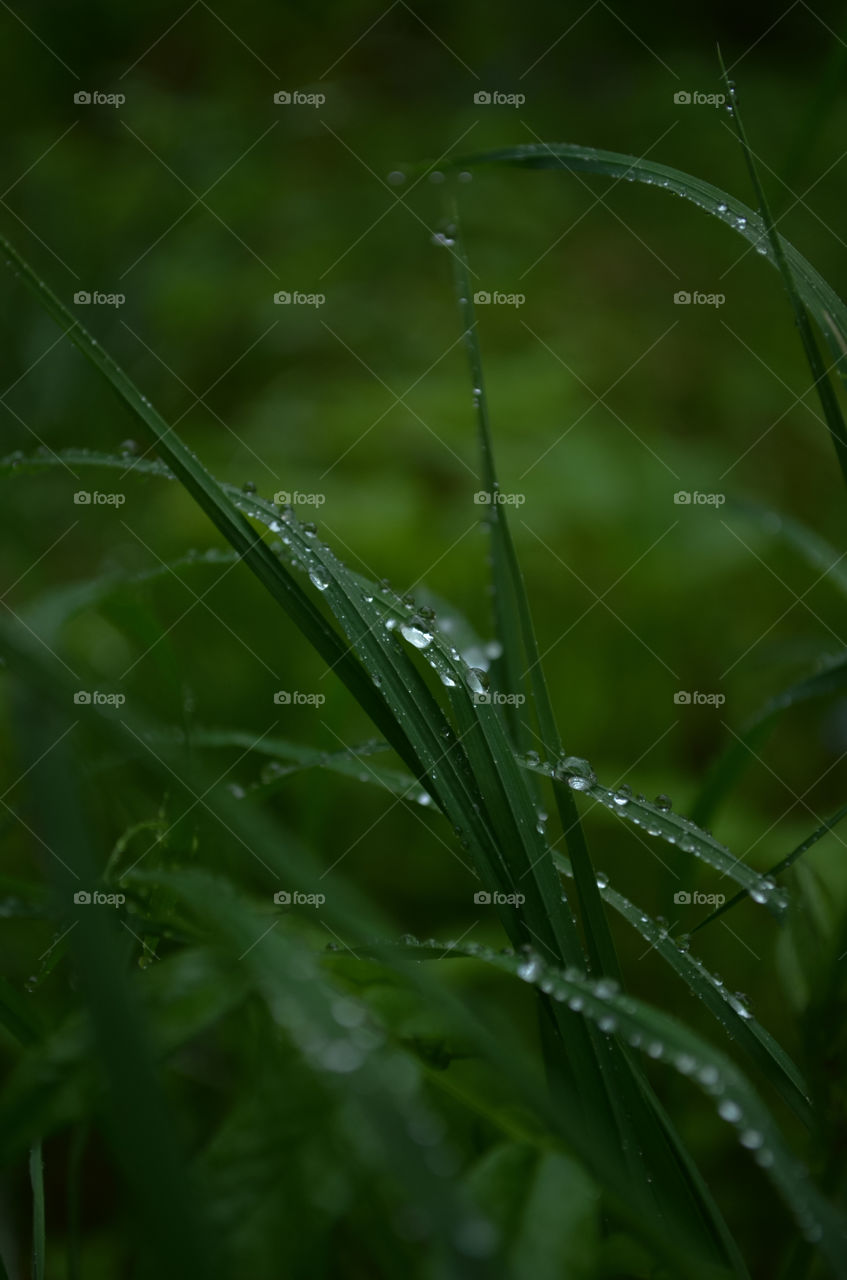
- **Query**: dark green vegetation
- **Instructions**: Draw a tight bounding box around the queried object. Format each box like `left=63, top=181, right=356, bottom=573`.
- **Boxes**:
left=2, top=6, right=847, bottom=1278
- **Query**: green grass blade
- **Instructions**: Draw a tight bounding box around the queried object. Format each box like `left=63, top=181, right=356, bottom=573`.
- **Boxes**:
left=388, top=938, right=847, bottom=1277
left=447, top=207, right=620, bottom=984
left=717, top=56, right=847, bottom=486
left=550, top=855, right=813, bottom=1127
left=520, top=754, right=786, bottom=912
left=692, top=652, right=847, bottom=827
left=693, top=801, right=847, bottom=935
left=29, top=1142, right=45, bottom=1280
left=445, top=144, right=847, bottom=403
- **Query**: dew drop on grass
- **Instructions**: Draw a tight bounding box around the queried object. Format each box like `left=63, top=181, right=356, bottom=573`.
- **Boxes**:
left=613, top=784, right=632, bottom=806
left=739, top=1129, right=764, bottom=1150
left=400, top=621, right=433, bottom=649
left=716, top=202, right=728, bottom=214
left=599, top=1015, right=617, bottom=1033
left=309, top=568, right=329, bottom=591
left=388, top=170, right=405, bottom=185
left=439, top=670, right=457, bottom=687
left=465, top=668, right=489, bottom=694
left=431, top=231, right=455, bottom=247
left=654, top=793, right=672, bottom=811
left=595, top=871, right=609, bottom=889
left=517, top=954, right=541, bottom=982
left=719, top=1099, right=742, bottom=1124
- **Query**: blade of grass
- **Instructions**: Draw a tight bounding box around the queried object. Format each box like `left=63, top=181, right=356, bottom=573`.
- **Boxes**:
left=693, top=801, right=847, bottom=935
left=29, top=1141, right=45, bottom=1280
left=444, top=144, right=847, bottom=405
left=717, top=54, right=847, bottom=485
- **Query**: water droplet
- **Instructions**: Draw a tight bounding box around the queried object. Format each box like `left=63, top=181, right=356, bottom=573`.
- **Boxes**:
left=719, top=1098, right=742, bottom=1124
left=739, top=1128, right=763, bottom=1150
left=242, top=480, right=257, bottom=494
left=654, top=794, right=672, bottom=811
left=388, top=170, right=406, bottom=185
left=716, top=202, right=728, bottom=214
left=431, top=231, right=455, bottom=247
left=309, top=568, right=329, bottom=591
left=517, top=954, right=541, bottom=982
left=599, top=1015, right=617, bottom=1033
left=595, top=978, right=619, bottom=999
left=465, top=668, right=489, bottom=694
left=303, top=521, right=317, bottom=536
left=613, top=785, right=632, bottom=807
left=439, top=670, right=457, bottom=687
left=458, top=170, right=473, bottom=183
left=595, top=871, right=609, bottom=889
left=400, top=621, right=433, bottom=649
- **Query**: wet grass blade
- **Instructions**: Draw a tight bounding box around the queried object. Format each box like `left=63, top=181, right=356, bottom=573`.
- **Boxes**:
left=551, top=854, right=812, bottom=1127
left=445, top=145, right=847, bottom=407
left=520, top=755, right=786, bottom=913
left=30, top=1141, right=45, bottom=1280
left=692, top=801, right=847, bottom=935
left=385, top=938, right=847, bottom=1278
left=447, top=208, right=620, bottom=983
left=718, top=55, right=847, bottom=486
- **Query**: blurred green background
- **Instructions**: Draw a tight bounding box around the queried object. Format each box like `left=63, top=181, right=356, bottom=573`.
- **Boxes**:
left=3, top=1, right=847, bottom=1272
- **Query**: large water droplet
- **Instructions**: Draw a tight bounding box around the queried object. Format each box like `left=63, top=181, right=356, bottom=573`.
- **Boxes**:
left=400, top=622, right=433, bottom=649
left=309, top=568, right=329, bottom=591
